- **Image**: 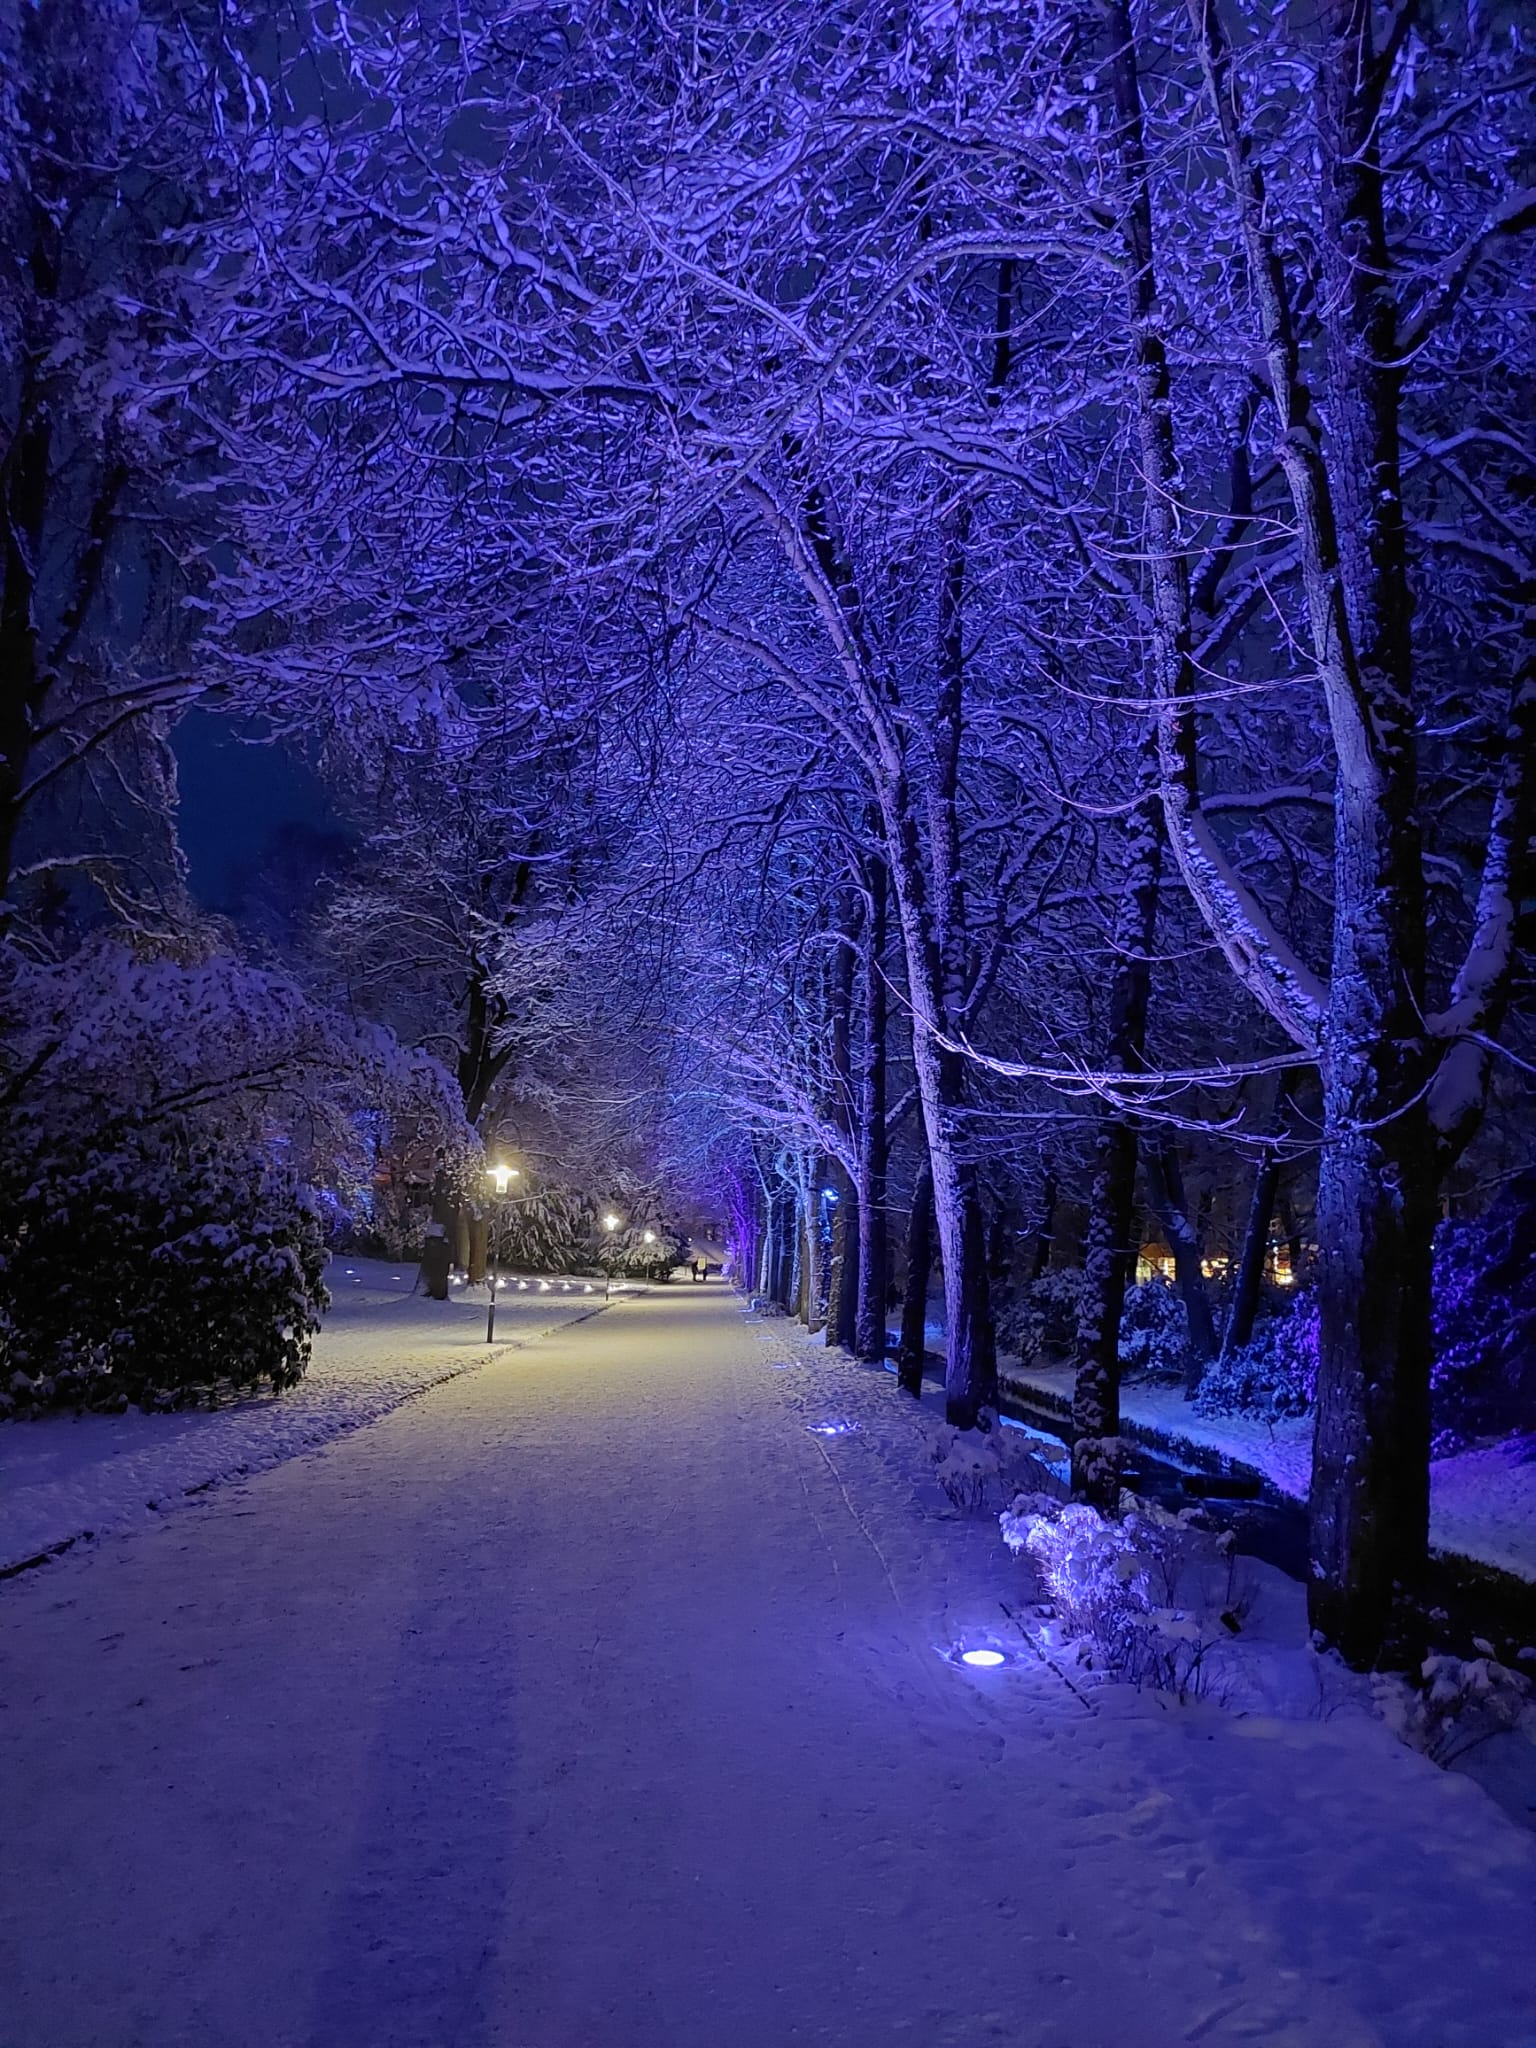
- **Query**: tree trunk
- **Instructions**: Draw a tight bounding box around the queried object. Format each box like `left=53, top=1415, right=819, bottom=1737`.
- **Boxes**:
left=897, top=1161, right=934, bottom=1397
left=1184, top=0, right=1437, bottom=1665
left=1142, top=1139, right=1218, bottom=1393
left=1223, top=1148, right=1280, bottom=1358
left=769, top=1184, right=795, bottom=1308
left=854, top=851, right=889, bottom=1361
left=0, top=399, right=51, bottom=918
left=1028, top=1167, right=1057, bottom=1281
left=1072, top=1116, right=1140, bottom=1508
left=1277, top=1187, right=1304, bottom=1285
left=877, top=516, right=996, bottom=1427
left=1070, top=773, right=1161, bottom=1506
left=826, top=1160, right=859, bottom=1350
left=466, top=1212, right=490, bottom=1287
left=1311, top=1103, right=1436, bottom=1667
left=796, top=1160, right=823, bottom=1332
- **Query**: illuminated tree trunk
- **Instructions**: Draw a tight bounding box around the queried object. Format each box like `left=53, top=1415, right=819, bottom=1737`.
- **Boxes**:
left=853, top=851, right=889, bottom=1361
left=826, top=1159, right=858, bottom=1351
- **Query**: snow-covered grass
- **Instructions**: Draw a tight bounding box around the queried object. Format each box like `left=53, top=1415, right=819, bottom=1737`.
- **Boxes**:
left=1006, top=1358, right=1536, bottom=1582
left=0, top=1256, right=604, bottom=1573
left=1433, top=1435, right=1536, bottom=1582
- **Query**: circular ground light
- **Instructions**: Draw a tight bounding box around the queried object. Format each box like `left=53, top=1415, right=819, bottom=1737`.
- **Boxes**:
left=959, top=1648, right=1006, bottom=1668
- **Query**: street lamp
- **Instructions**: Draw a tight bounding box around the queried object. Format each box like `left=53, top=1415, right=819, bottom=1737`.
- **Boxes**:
left=485, top=1163, right=522, bottom=1341
left=603, top=1213, right=621, bottom=1231
left=643, top=1229, right=656, bottom=1244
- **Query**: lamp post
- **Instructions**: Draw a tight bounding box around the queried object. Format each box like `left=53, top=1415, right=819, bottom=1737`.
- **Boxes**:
left=486, top=1163, right=521, bottom=1342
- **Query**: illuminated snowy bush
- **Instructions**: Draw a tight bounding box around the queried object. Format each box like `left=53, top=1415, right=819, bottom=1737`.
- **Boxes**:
left=1001, top=1496, right=1244, bottom=1699
left=1001, top=1499, right=1151, bottom=1667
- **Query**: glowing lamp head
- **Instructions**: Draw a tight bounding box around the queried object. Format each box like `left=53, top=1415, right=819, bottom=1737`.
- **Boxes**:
left=643, top=1229, right=656, bottom=1244
left=603, top=1213, right=621, bottom=1231
left=959, top=1648, right=1005, bottom=1668
left=489, top=1163, right=518, bottom=1195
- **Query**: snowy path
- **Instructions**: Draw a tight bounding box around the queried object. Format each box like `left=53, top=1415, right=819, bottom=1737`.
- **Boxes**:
left=0, top=1259, right=602, bottom=1572
left=1, top=1288, right=1532, bottom=2048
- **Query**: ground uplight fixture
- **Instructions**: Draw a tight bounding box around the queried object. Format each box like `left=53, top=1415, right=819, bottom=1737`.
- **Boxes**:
left=960, top=1648, right=1006, bottom=1668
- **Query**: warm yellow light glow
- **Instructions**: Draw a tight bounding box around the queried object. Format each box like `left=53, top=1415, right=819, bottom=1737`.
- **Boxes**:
left=643, top=1229, right=656, bottom=1244
left=488, top=1162, right=520, bottom=1195
left=603, top=1212, right=621, bottom=1231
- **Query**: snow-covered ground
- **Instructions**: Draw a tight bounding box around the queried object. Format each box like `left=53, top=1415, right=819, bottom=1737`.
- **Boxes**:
left=0, top=1257, right=604, bottom=1573
left=1007, top=1360, right=1536, bottom=1581
left=3, top=1284, right=1533, bottom=2047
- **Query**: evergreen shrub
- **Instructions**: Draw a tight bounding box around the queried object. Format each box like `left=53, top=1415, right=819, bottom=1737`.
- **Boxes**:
left=0, top=1127, right=329, bottom=1415
left=1117, top=1278, right=1191, bottom=1382
left=1196, top=1293, right=1319, bottom=1423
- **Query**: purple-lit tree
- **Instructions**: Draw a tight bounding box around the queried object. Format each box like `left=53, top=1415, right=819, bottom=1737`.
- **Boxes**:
left=0, top=0, right=226, bottom=932
left=140, top=0, right=1531, bottom=1671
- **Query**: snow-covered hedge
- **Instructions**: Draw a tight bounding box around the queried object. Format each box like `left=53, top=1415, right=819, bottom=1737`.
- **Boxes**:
left=0, top=1129, right=328, bottom=1414
left=1196, top=1293, right=1319, bottom=1423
